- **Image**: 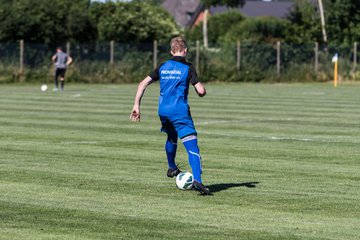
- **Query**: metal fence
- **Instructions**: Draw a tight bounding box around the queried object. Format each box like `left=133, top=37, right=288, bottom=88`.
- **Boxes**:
left=0, top=40, right=358, bottom=83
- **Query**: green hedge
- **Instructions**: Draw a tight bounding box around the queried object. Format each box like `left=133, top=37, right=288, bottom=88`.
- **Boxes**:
left=0, top=42, right=358, bottom=83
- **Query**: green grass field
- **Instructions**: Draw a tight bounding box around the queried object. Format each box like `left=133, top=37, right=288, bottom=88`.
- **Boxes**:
left=1, top=83, right=359, bottom=240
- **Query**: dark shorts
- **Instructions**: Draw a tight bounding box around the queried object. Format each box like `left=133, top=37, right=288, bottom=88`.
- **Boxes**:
left=159, top=115, right=197, bottom=140
left=55, top=68, right=66, bottom=79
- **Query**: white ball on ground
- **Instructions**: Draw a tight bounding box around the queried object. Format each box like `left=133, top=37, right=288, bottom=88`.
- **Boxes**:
left=41, top=84, right=48, bottom=92
left=175, top=172, right=194, bottom=190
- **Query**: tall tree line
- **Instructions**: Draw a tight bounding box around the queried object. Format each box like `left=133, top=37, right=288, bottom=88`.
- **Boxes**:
left=187, top=0, right=360, bottom=47
left=0, top=0, right=178, bottom=46
left=0, top=0, right=359, bottom=47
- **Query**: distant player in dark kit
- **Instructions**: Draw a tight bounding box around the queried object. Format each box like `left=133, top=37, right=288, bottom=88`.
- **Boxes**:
left=51, top=47, right=72, bottom=92
left=130, top=36, right=211, bottom=195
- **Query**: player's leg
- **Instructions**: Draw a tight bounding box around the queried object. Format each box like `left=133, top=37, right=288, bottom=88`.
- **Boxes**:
left=182, top=135, right=202, bottom=183
left=60, top=78, right=64, bottom=91
left=166, top=132, right=178, bottom=170
left=175, top=116, right=211, bottom=195
left=160, top=116, right=181, bottom=177
left=60, top=69, right=65, bottom=91
left=182, top=135, right=211, bottom=195
left=171, top=116, right=201, bottom=182
left=166, top=132, right=181, bottom=177
left=54, top=69, right=59, bottom=91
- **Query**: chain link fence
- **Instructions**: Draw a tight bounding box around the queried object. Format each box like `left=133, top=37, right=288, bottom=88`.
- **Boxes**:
left=0, top=41, right=358, bottom=83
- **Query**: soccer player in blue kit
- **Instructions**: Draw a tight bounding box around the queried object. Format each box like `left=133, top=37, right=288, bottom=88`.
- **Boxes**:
left=130, top=36, right=211, bottom=195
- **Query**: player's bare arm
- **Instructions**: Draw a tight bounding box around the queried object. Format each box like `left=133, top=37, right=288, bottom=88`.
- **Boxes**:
left=194, top=82, right=206, bottom=97
left=51, top=54, right=56, bottom=63
left=67, top=56, right=73, bottom=66
left=130, top=76, right=154, bottom=122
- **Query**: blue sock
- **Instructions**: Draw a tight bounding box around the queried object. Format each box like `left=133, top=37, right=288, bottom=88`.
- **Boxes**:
left=182, top=136, right=202, bottom=183
left=165, top=138, right=177, bottom=169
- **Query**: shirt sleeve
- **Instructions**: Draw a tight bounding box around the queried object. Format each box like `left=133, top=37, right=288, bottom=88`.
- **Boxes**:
left=148, top=63, right=163, bottom=81
left=188, top=64, right=199, bottom=85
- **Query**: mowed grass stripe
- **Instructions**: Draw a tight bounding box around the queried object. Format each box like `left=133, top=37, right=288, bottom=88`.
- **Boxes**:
left=1, top=83, right=360, bottom=240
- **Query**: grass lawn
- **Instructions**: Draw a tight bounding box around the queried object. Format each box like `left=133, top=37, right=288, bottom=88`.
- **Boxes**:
left=0, top=83, right=359, bottom=240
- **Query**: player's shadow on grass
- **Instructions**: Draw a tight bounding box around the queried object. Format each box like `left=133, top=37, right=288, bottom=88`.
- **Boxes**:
left=207, top=182, right=259, bottom=193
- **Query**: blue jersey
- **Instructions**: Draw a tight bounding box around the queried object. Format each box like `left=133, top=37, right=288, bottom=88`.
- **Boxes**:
left=149, top=56, right=199, bottom=117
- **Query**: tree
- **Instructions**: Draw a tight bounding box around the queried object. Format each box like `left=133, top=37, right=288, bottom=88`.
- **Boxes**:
left=224, top=16, right=290, bottom=44
left=0, top=0, right=96, bottom=45
left=132, top=0, right=165, bottom=5
left=324, top=0, right=360, bottom=45
left=200, top=0, right=246, bottom=48
left=317, top=0, right=327, bottom=44
left=186, top=10, right=244, bottom=44
left=96, top=2, right=179, bottom=43
left=286, top=0, right=360, bottom=46
left=286, top=0, right=322, bottom=44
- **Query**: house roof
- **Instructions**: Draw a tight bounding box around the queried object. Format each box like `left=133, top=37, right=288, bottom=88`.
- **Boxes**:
left=211, top=1, right=294, bottom=19
left=161, top=0, right=202, bottom=28
left=162, top=0, right=297, bottom=28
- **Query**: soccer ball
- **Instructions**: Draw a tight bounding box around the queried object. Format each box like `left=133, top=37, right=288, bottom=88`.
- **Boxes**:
left=41, top=84, right=48, bottom=92
left=175, top=172, right=194, bottom=190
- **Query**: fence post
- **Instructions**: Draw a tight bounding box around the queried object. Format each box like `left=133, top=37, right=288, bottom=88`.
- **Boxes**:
left=237, top=40, right=241, bottom=71
left=196, top=40, right=200, bottom=75
left=353, top=42, right=357, bottom=79
left=276, top=41, right=281, bottom=75
left=314, top=42, right=319, bottom=74
left=19, top=39, right=24, bottom=79
left=66, top=41, right=71, bottom=56
left=153, top=40, right=158, bottom=69
left=110, top=40, right=114, bottom=66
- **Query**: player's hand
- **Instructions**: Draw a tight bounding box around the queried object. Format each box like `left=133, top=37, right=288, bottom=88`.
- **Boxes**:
left=130, top=108, right=140, bottom=122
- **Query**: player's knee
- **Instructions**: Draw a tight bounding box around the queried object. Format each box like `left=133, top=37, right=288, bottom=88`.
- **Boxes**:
left=182, top=135, right=200, bottom=156
left=166, top=131, right=178, bottom=145
left=181, top=135, right=197, bottom=143
left=167, top=136, right=177, bottom=145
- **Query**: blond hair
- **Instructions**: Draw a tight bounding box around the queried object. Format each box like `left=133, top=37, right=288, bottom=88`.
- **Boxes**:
left=170, top=36, right=187, bottom=53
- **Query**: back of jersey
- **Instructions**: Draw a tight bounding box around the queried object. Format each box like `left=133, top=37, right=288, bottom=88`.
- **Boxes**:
left=55, top=52, right=68, bottom=69
left=158, top=60, right=190, bottom=117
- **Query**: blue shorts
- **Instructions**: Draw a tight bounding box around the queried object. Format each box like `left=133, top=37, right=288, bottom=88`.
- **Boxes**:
left=159, top=115, right=197, bottom=139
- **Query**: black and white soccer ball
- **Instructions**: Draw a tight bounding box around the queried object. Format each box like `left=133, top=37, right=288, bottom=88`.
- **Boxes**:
left=175, top=172, right=193, bottom=190
left=40, top=84, right=48, bottom=92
